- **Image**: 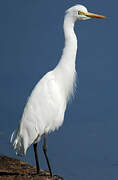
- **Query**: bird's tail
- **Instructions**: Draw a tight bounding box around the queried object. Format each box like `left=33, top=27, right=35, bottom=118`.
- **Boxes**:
left=10, top=130, right=26, bottom=156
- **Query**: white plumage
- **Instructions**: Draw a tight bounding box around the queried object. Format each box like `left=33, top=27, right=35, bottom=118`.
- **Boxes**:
left=11, top=4, right=105, bottom=176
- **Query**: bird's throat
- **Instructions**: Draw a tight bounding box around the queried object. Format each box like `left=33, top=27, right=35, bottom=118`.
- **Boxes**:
left=58, top=14, right=77, bottom=69
left=55, top=14, right=77, bottom=101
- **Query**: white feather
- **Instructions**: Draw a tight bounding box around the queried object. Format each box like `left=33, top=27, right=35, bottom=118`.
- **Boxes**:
left=11, top=5, right=86, bottom=156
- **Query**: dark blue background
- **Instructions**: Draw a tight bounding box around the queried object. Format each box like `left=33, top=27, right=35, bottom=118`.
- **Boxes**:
left=0, top=1, right=118, bottom=180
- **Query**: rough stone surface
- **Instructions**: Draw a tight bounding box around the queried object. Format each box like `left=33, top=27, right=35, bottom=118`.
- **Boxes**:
left=0, top=156, right=64, bottom=180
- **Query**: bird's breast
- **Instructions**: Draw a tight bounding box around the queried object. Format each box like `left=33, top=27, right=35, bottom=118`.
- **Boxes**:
left=23, top=71, right=67, bottom=134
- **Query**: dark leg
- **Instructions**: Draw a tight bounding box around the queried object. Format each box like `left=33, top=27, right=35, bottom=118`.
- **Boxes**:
left=33, top=143, right=40, bottom=174
left=43, top=134, right=53, bottom=177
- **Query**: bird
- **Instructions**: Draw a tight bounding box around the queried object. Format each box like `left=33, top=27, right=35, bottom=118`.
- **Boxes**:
left=10, top=4, right=105, bottom=177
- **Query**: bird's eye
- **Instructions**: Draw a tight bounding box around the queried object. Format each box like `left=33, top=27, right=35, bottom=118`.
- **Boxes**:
left=78, top=11, right=81, bottom=15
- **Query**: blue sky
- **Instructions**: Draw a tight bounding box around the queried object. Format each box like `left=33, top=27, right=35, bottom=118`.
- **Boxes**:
left=0, top=1, right=118, bottom=180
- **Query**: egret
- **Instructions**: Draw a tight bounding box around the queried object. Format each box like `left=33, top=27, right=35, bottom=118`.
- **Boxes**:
left=11, top=4, right=105, bottom=177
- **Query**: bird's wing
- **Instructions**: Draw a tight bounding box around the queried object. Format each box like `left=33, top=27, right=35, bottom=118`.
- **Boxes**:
left=11, top=71, right=66, bottom=155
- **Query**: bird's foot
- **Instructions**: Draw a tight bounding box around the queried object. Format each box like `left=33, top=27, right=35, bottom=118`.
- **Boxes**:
left=53, top=174, right=64, bottom=180
left=36, top=171, right=63, bottom=179
left=38, top=171, right=51, bottom=177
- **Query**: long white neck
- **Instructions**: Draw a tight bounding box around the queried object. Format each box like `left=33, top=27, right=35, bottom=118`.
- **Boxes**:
left=58, top=14, right=77, bottom=68
left=55, top=14, right=78, bottom=101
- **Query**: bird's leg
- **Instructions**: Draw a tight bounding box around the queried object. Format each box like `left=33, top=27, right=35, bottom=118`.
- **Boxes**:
left=33, top=143, right=40, bottom=174
left=43, top=134, right=53, bottom=177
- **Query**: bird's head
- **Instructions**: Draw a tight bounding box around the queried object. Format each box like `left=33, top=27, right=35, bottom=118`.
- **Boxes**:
left=66, top=4, right=105, bottom=22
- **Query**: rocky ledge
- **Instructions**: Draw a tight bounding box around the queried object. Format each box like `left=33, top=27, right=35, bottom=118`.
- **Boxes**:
left=0, top=156, right=64, bottom=180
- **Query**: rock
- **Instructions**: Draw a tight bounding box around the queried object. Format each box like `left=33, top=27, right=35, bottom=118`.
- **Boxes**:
left=0, top=156, right=64, bottom=180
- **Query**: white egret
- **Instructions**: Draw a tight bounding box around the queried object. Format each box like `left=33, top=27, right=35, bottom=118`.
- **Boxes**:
left=11, top=4, right=105, bottom=177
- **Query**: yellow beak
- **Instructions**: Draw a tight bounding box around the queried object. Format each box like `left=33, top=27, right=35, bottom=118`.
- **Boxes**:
left=80, top=11, right=106, bottom=19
